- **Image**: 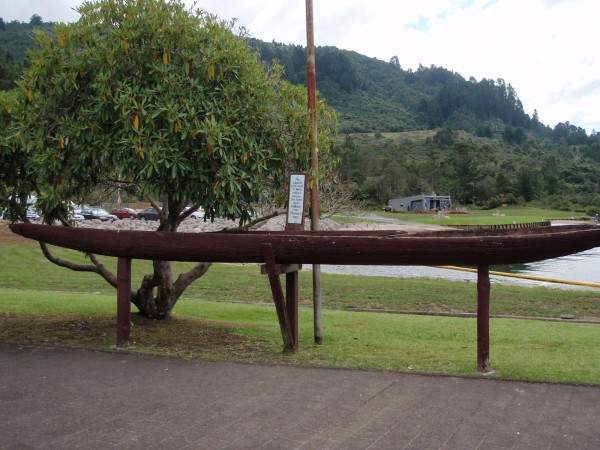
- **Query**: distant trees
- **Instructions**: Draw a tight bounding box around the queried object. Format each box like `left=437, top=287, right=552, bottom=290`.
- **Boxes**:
left=502, top=126, right=527, bottom=145
left=446, top=143, right=483, bottom=204
left=333, top=127, right=599, bottom=212
left=553, top=122, right=588, bottom=146
left=418, top=76, right=530, bottom=131
left=317, top=49, right=357, bottom=93
left=581, top=138, right=600, bottom=162
left=516, top=167, right=543, bottom=202
left=0, top=16, right=55, bottom=64
left=0, top=45, right=20, bottom=91
left=29, top=14, right=43, bottom=26
left=432, top=128, right=455, bottom=147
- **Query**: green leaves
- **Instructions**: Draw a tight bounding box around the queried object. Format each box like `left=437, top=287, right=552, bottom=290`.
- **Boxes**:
left=1, top=0, right=337, bottom=226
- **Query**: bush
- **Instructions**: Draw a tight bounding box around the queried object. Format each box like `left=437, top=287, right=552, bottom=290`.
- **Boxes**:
left=482, top=196, right=504, bottom=210
left=483, top=193, right=520, bottom=210
left=545, top=196, right=574, bottom=211
left=504, top=193, right=519, bottom=205
left=585, top=207, right=599, bottom=217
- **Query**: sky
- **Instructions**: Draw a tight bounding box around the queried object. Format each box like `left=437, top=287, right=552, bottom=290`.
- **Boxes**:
left=3, top=0, right=599, bottom=133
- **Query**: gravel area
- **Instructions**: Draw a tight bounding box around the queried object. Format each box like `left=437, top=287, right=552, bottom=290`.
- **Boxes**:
left=74, top=214, right=342, bottom=232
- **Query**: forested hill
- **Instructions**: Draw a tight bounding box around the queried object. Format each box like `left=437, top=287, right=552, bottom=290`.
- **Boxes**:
left=0, top=18, right=589, bottom=137
left=250, top=39, right=545, bottom=136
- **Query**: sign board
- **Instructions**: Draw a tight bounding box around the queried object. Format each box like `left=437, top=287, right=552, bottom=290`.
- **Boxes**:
left=286, top=173, right=308, bottom=230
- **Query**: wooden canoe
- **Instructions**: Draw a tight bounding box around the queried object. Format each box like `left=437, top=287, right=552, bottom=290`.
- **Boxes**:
left=9, top=222, right=600, bottom=266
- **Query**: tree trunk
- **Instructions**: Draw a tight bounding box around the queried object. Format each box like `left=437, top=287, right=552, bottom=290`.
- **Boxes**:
left=132, top=259, right=212, bottom=320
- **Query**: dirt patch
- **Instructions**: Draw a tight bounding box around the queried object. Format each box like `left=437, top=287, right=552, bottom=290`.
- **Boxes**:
left=0, top=314, right=276, bottom=360
left=0, top=222, right=38, bottom=245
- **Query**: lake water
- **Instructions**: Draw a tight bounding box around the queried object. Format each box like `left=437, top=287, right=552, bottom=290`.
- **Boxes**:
left=313, top=246, right=600, bottom=290
left=494, top=246, right=600, bottom=284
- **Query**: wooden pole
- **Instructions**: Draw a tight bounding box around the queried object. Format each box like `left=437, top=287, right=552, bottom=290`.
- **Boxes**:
left=306, top=0, right=322, bottom=345
left=261, top=244, right=296, bottom=353
left=116, top=257, right=132, bottom=348
left=476, top=264, right=494, bottom=373
left=286, top=271, right=299, bottom=350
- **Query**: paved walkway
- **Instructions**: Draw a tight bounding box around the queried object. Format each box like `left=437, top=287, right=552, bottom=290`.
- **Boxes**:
left=1, top=344, right=598, bottom=449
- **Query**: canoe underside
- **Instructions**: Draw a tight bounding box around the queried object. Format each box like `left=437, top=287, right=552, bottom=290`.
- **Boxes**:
left=9, top=223, right=600, bottom=266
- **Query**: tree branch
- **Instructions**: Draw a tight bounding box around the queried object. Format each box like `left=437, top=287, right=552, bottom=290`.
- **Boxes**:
left=172, top=262, right=213, bottom=299
left=177, top=203, right=202, bottom=226
left=87, top=253, right=119, bottom=289
left=39, top=242, right=120, bottom=290
left=222, top=210, right=282, bottom=231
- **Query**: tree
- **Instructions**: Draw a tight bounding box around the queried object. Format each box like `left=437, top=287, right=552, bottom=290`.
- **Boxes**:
left=446, top=143, right=482, bottom=205
left=389, top=55, right=400, bottom=69
left=0, top=0, right=337, bottom=319
left=502, top=126, right=527, bottom=145
left=29, top=14, right=43, bottom=26
left=432, top=127, right=455, bottom=147
left=0, top=46, right=20, bottom=91
left=516, top=167, right=542, bottom=202
left=531, top=109, right=540, bottom=130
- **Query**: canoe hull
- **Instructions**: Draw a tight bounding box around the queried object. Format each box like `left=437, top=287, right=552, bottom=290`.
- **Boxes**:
left=9, top=223, right=600, bottom=266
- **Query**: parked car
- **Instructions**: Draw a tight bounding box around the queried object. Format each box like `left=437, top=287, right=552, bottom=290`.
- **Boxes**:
left=183, top=206, right=205, bottom=220
left=382, top=205, right=392, bottom=212
left=70, top=213, right=84, bottom=222
left=110, top=207, right=138, bottom=220
left=137, top=207, right=161, bottom=221
left=2, top=207, right=40, bottom=221
left=80, top=207, right=117, bottom=221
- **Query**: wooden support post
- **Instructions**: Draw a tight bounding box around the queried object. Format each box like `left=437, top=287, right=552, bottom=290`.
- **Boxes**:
left=116, top=257, right=132, bottom=348
left=261, top=244, right=298, bottom=353
left=286, top=271, right=299, bottom=350
left=476, top=264, right=494, bottom=374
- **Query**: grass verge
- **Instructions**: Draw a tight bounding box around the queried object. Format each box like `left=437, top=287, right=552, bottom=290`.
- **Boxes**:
left=1, top=289, right=599, bottom=385
left=2, top=244, right=599, bottom=320
left=374, top=206, right=590, bottom=226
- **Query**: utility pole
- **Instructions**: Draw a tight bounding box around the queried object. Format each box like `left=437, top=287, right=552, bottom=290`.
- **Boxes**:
left=305, top=0, right=322, bottom=344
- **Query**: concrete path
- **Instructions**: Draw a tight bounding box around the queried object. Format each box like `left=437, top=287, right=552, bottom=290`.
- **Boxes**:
left=1, top=343, right=598, bottom=449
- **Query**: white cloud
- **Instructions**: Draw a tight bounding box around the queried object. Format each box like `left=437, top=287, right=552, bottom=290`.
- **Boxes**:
left=2, top=0, right=599, bottom=132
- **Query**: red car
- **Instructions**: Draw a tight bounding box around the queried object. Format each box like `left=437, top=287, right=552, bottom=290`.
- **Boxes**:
left=110, top=207, right=138, bottom=219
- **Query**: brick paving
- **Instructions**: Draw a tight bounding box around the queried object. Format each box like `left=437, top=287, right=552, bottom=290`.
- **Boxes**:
left=1, top=343, right=598, bottom=449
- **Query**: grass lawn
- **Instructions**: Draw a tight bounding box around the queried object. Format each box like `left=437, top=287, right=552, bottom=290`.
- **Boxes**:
left=374, top=206, right=590, bottom=226
left=2, top=243, right=599, bottom=320
left=1, top=289, right=599, bottom=384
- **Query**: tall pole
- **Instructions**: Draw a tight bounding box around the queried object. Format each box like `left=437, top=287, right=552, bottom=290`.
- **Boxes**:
left=306, top=0, right=322, bottom=344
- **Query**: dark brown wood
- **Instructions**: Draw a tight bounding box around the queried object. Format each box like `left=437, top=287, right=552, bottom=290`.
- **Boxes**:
left=10, top=224, right=600, bottom=266
left=260, top=264, right=302, bottom=276
left=261, top=244, right=295, bottom=353
left=477, top=264, right=493, bottom=373
left=286, top=271, right=299, bottom=349
left=116, top=257, right=132, bottom=348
